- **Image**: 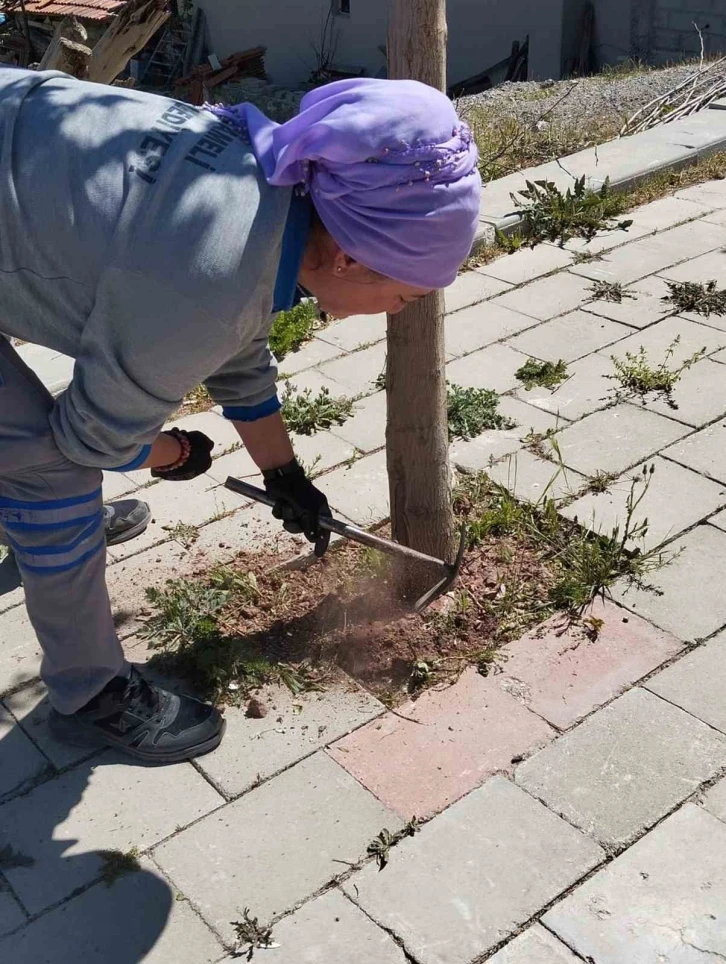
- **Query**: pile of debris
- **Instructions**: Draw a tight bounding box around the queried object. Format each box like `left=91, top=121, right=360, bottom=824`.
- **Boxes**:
left=174, top=45, right=267, bottom=105
left=208, top=76, right=306, bottom=121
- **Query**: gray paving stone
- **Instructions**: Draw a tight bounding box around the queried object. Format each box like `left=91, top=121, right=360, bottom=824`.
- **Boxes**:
left=646, top=632, right=726, bottom=734
left=445, top=271, right=512, bottom=314
left=186, top=502, right=306, bottom=563
left=277, top=336, right=344, bottom=375
left=0, top=856, right=223, bottom=964
left=0, top=605, right=42, bottom=698
left=16, top=345, right=75, bottom=396
left=514, top=352, right=614, bottom=421
left=486, top=450, right=586, bottom=505
left=343, top=775, right=603, bottom=964
left=582, top=274, right=675, bottom=328
left=0, top=885, right=25, bottom=939
left=0, top=552, right=24, bottom=615
left=317, top=313, right=386, bottom=351
left=322, top=449, right=389, bottom=526
left=106, top=540, right=192, bottom=638
left=102, top=471, right=138, bottom=500
left=330, top=389, right=386, bottom=453
left=643, top=357, right=726, bottom=427
left=445, top=301, right=537, bottom=358
left=702, top=776, right=726, bottom=824
left=562, top=456, right=726, bottom=550
left=702, top=206, right=726, bottom=226
left=606, top=316, right=726, bottom=377
left=555, top=404, right=688, bottom=477
left=166, top=410, right=240, bottom=451
left=196, top=679, right=383, bottom=798
left=317, top=342, right=387, bottom=396
left=477, top=245, right=574, bottom=286
left=708, top=507, right=726, bottom=533
left=207, top=430, right=355, bottom=486
left=614, top=525, right=726, bottom=640
left=251, top=889, right=408, bottom=964
left=0, top=702, right=49, bottom=800
left=492, top=272, right=594, bottom=322
left=446, top=343, right=529, bottom=394
left=154, top=752, right=399, bottom=942
left=676, top=180, right=726, bottom=206
left=3, top=680, right=91, bottom=770
left=544, top=804, right=726, bottom=964
left=450, top=399, right=563, bottom=472
left=0, top=752, right=223, bottom=915
left=516, top=688, right=726, bottom=848
left=658, top=246, right=726, bottom=287
left=277, top=367, right=343, bottom=399
left=663, top=418, right=726, bottom=484
left=506, top=310, right=631, bottom=363
left=487, top=925, right=581, bottom=963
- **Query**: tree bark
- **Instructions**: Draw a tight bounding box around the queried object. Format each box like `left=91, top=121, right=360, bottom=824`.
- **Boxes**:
left=386, top=0, right=454, bottom=565
left=39, top=17, right=91, bottom=79
left=87, top=0, right=169, bottom=85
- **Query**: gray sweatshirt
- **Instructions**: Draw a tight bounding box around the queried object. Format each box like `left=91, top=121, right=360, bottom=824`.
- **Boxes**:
left=0, top=67, right=291, bottom=469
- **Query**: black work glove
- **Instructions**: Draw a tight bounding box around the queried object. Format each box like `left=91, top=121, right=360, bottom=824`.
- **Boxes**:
left=263, top=458, right=331, bottom=557
left=151, top=428, right=214, bottom=482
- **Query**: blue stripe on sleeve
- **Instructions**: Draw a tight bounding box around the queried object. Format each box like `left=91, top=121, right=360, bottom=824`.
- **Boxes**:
left=110, top=444, right=152, bottom=472
left=222, top=396, right=281, bottom=422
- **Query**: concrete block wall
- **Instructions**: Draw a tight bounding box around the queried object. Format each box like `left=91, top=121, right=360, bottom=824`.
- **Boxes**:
left=652, top=0, right=726, bottom=62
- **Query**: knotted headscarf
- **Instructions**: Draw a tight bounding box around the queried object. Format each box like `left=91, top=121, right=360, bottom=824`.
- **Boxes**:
left=206, top=78, right=481, bottom=289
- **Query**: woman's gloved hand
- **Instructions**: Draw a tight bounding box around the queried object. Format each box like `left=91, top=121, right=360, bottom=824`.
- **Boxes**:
left=151, top=428, right=214, bottom=482
left=263, top=458, right=331, bottom=557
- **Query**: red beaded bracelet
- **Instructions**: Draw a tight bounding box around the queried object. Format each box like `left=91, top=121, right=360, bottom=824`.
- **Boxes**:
left=156, top=430, right=192, bottom=472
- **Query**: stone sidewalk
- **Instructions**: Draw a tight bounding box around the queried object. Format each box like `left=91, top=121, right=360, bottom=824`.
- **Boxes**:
left=2, top=177, right=726, bottom=962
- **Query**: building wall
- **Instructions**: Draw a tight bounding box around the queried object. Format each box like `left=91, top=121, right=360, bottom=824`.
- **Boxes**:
left=651, top=0, right=726, bottom=63
left=202, top=0, right=565, bottom=88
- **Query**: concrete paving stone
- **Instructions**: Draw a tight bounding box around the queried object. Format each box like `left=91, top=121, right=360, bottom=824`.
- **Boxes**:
left=0, top=856, right=224, bottom=964
left=582, top=274, right=675, bottom=329
left=343, top=775, right=603, bottom=964
left=0, top=552, right=24, bottom=615
left=277, top=367, right=343, bottom=399
left=477, top=245, right=574, bottom=286
left=276, top=336, right=345, bottom=375
left=185, top=502, right=306, bottom=563
left=444, top=270, right=513, bottom=314
left=708, top=506, right=726, bottom=533
left=106, top=540, right=192, bottom=638
left=676, top=179, right=726, bottom=206
left=491, top=271, right=595, bottom=322
left=317, top=312, right=387, bottom=351
left=495, top=598, right=684, bottom=731
left=601, top=313, right=726, bottom=369
left=702, top=776, right=726, bottom=824
left=646, top=632, right=726, bottom=734
left=154, top=752, right=399, bottom=941
left=562, top=456, right=726, bottom=550
left=330, top=668, right=554, bottom=818
left=101, top=471, right=138, bottom=500
left=446, top=342, right=529, bottom=394
left=0, top=752, right=223, bottom=915
left=106, top=473, right=240, bottom=562
left=643, top=357, right=726, bottom=426
left=544, top=804, right=726, bottom=964
left=0, top=701, right=49, bottom=800
left=165, top=410, right=240, bottom=452
left=516, top=687, right=726, bottom=848
left=16, top=345, right=75, bottom=396
left=658, top=246, right=726, bottom=286
left=329, top=389, right=386, bottom=453
left=245, top=889, right=408, bottom=964
left=555, top=404, right=688, bottom=477
left=701, top=205, right=726, bottom=226
left=316, top=342, right=388, bottom=396
left=663, top=418, right=726, bottom=484
left=487, top=925, right=581, bottom=963
left=0, top=605, right=42, bottom=698
left=323, top=449, right=389, bottom=526
left=505, top=310, right=632, bottom=363
left=3, top=679, right=92, bottom=770
left=485, top=450, right=585, bottom=505
left=450, top=399, right=563, bottom=472
left=614, top=524, right=726, bottom=640
left=197, top=678, right=383, bottom=798
left=0, top=885, right=25, bottom=940
left=445, top=301, right=538, bottom=358
left=514, top=351, right=614, bottom=421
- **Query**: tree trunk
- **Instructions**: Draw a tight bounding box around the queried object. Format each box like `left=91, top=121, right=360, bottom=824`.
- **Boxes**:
left=39, top=17, right=91, bottom=79
left=386, top=0, right=454, bottom=567
left=87, top=0, right=169, bottom=85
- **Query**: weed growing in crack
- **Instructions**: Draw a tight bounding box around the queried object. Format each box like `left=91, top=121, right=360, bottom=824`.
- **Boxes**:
left=281, top=383, right=354, bottom=435
left=662, top=280, right=726, bottom=318
left=589, top=280, right=636, bottom=303
left=585, top=471, right=618, bottom=494
left=367, top=818, right=421, bottom=870
left=447, top=384, right=516, bottom=439
left=608, top=336, right=706, bottom=408
left=140, top=579, right=231, bottom=651
left=162, top=521, right=200, bottom=548
left=512, top=177, right=633, bottom=248
left=99, top=847, right=141, bottom=887
left=573, top=250, right=605, bottom=264
left=269, top=299, right=320, bottom=360
left=515, top=358, right=569, bottom=391
left=231, top=909, right=275, bottom=960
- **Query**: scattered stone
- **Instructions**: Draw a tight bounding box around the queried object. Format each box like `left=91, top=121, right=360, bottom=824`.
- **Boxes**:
left=246, top=698, right=268, bottom=719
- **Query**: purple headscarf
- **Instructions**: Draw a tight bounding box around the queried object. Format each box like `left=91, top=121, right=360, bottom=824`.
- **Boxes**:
left=206, top=78, right=481, bottom=289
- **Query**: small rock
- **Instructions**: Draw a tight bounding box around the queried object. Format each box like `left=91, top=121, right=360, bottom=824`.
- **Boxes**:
left=246, top=698, right=268, bottom=719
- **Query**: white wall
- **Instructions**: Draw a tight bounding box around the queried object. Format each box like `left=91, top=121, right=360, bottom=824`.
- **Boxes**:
left=202, top=0, right=565, bottom=88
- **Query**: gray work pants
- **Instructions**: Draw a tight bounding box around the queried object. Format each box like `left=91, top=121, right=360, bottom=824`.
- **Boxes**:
left=0, top=338, right=128, bottom=713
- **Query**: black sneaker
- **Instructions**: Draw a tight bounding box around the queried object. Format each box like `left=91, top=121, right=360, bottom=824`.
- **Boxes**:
left=103, top=499, right=151, bottom=546
left=49, top=667, right=225, bottom=764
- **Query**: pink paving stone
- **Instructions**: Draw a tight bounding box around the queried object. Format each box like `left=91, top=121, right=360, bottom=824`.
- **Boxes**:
left=328, top=667, right=554, bottom=818
left=494, top=598, right=684, bottom=731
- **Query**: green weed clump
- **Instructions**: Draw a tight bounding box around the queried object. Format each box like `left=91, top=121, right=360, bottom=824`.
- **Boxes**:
left=269, top=300, right=319, bottom=360
left=608, top=336, right=706, bottom=408
left=281, top=383, right=354, bottom=435
left=515, top=358, right=569, bottom=391
left=447, top=384, right=515, bottom=439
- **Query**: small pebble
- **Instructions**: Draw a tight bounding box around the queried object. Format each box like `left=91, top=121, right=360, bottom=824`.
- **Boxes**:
left=246, top=698, right=268, bottom=719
